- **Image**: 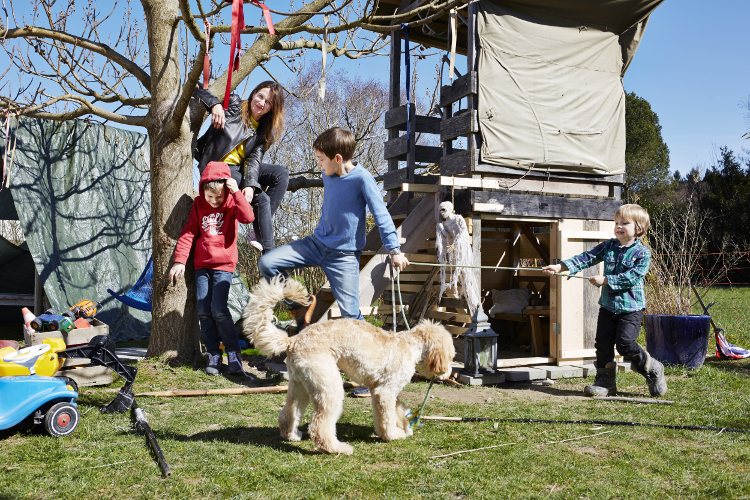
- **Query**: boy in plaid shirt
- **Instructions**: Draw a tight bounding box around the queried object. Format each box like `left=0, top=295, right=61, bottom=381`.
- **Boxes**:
left=543, top=204, right=667, bottom=397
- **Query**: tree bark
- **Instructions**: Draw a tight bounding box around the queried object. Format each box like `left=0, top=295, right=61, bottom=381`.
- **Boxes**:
left=143, top=0, right=201, bottom=362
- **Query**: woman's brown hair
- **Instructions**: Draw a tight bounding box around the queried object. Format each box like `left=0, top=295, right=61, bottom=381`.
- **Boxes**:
left=241, top=80, right=285, bottom=149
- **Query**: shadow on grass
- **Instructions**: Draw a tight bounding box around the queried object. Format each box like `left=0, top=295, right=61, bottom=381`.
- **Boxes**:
left=160, top=422, right=380, bottom=455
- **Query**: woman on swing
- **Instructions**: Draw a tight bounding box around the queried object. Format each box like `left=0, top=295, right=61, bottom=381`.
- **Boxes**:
left=193, top=81, right=288, bottom=253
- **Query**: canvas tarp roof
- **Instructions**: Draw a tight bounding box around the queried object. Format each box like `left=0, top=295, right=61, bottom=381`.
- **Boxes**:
left=3, top=117, right=249, bottom=341
left=477, top=0, right=663, bottom=175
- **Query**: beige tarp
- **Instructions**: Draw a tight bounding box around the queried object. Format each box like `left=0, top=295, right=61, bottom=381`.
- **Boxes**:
left=477, top=0, right=663, bottom=175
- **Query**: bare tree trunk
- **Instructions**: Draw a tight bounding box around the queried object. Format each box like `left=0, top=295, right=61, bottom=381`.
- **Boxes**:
left=143, top=0, right=200, bottom=362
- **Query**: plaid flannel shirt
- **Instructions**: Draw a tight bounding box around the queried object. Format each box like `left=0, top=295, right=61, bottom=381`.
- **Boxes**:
left=562, top=238, right=650, bottom=314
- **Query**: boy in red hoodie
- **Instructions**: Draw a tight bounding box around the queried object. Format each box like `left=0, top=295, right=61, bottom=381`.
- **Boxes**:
left=169, top=161, right=254, bottom=376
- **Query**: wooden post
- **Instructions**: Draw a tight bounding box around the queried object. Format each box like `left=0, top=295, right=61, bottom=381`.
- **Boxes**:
left=387, top=30, right=402, bottom=205
left=466, top=1, right=479, bottom=152
left=33, top=267, right=43, bottom=316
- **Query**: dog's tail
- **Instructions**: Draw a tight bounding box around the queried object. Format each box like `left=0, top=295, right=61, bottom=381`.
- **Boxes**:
left=241, top=276, right=310, bottom=357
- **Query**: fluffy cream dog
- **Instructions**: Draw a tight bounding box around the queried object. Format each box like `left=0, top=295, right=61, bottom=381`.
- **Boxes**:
left=242, top=276, right=455, bottom=455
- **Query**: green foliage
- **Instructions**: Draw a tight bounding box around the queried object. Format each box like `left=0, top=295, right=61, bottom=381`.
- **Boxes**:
left=624, top=92, right=675, bottom=206
left=700, top=147, right=750, bottom=251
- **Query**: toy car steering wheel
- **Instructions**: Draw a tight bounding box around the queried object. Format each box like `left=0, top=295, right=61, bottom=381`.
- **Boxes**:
left=3, top=344, right=51, bottom=374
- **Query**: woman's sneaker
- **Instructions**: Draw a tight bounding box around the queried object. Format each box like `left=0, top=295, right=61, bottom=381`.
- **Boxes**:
left=246, top=230, right=263, bottom=252
left=206, top=353, right=221, bottom=376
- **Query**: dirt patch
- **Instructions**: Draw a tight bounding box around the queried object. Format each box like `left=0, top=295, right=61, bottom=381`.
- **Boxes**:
left=399, top=384, right=587, bottom=406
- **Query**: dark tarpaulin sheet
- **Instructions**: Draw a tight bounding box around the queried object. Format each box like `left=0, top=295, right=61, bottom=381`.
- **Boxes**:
left=4, top=117, right=249, bottom=342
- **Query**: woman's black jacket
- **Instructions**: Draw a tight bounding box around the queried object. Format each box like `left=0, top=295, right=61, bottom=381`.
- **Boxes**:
left=193, top=89, right=265, bottom=191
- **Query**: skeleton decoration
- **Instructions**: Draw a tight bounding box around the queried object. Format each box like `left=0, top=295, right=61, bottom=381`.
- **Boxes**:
left=436, top=201, right=481, bottom=316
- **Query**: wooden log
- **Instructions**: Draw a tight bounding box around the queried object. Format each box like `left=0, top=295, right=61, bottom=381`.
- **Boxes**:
left=136, top=386, right=289, bottom=397
left=383, top=170, right=436, bottom=191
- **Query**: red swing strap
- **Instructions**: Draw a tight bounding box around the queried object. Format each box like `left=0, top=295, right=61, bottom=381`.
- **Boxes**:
left=203, top=20, right=211, bottom=90
left=223, top=0, right=275, bottom=109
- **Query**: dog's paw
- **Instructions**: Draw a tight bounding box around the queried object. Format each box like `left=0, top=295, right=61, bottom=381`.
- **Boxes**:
left=328, top=442, right=354, bottom=455
left=284, top=429, right=303, bottom=442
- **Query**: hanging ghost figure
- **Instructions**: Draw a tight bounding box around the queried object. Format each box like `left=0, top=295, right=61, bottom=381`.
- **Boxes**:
left=436, top=201, right=481, bottom=316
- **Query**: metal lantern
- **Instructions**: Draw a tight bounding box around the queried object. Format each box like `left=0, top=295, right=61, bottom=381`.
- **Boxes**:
left=462, top=311, right=499, bottom=378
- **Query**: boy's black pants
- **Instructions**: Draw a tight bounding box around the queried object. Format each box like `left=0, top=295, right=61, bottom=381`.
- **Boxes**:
left=595, top=307, right=647, bottom=369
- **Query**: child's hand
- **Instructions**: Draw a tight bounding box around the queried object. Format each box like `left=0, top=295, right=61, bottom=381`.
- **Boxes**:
left=542, top=264, right=562, bottom=275
left=225, top=178, right=239, bottom=194
left=589, top=275, right=607, bottom=287
left=211, top=104, right=226, bottom=129
left=169, top=263, right=186, bottom=285
left=391, top=253, right=409, bottom=272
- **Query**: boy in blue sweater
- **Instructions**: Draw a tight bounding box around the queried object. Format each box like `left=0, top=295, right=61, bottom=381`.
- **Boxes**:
left=259, top=127, right=408, bottom=333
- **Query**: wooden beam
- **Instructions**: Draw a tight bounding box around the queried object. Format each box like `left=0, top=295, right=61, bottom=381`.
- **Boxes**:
left=439, top=71, right=478, bottom=107
left=441, top=149, right=477, bottom=176
left=518, top=223, right=550, bottom=264
left=402, top=183, right=442, bottom=193
left=0, top=293, right=35, bottom=307
left=383, top=170, right=436, bottom=191
left=472, top=191, right=622, bottom=220
left=440, top=110, right=478, bottom=142
left=385, top=105, right=441, bottom=134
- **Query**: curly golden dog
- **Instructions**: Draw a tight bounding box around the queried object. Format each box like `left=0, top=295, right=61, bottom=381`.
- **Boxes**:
left=241, top=277, right=455, bottom=455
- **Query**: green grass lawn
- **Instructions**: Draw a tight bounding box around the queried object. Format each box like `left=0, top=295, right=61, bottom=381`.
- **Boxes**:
left=2, top=349, right=750, bottom=500
left=696, top=286, right=750, bottom=346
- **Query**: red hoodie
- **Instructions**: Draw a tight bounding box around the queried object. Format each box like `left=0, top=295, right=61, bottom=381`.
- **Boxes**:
left=174, top=161, right=254, bottom=272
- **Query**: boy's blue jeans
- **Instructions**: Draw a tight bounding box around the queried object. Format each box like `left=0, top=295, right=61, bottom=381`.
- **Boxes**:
left=196, top=268, right=240, bottom=355
left=258, top=234, right=365, bottom=320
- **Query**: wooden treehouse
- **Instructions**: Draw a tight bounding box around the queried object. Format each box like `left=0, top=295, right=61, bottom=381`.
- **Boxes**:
left=311, top=0, right=663, bottom=369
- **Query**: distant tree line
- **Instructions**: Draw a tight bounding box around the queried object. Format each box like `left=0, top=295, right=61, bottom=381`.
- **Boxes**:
left=625, top=91, right=750, bottom=282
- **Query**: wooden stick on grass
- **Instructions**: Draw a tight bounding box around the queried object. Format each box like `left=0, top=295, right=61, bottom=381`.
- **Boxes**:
left=593, top=396, right=674, bottom=405
left=136, top=386, right=288, bottom=397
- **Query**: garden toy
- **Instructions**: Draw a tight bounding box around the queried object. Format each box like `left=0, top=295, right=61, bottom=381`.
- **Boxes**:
left=691, top=285, right=750, bottom=360
left=68, top=299, right=99, bottom=319
left=0, top=345, right=79, bottom=437
left=0, top=338, right=67, bottom=377
left=30, top=313, right=75, bottom=334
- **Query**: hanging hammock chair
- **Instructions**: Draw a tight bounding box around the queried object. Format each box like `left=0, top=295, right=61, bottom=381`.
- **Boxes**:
left=107, top=256, right=153, bottom=312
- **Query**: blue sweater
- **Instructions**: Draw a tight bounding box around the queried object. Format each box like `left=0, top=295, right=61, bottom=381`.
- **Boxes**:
left=313, top=164, right=400, bottom=252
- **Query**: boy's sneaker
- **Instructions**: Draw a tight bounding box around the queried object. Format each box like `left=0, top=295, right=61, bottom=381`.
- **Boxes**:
left=206, top=353, right=221, bottom=376
left=583, top=362, right=617, bottom=397
left=246, top=230, right=263, bottom=252
left=290, top=295, right=316, bottom=336
left=633, top=352, right=668, bottom=397
left=227, top=351, right=248, bottom=377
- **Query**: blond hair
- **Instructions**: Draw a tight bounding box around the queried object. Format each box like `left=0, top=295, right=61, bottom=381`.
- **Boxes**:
left=615, top=204, right=650, bottom=238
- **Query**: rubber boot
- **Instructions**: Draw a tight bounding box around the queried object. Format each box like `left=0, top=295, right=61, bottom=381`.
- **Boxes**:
left=226, top=351, right=246, bottom=376
left=205, top=353, right=221, bottom=376
left=584, top=362, right=617, bottom=397
left=633, top=352, right=668, bottom=397
left=289, top=295, right=316, bottom=336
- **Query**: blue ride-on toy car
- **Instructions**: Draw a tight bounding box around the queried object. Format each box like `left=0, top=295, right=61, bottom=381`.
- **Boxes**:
left=0, top=375, right=79, bottom=437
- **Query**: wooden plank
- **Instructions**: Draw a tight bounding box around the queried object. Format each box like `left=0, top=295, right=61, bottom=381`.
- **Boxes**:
left=402, top=183, right=442, bottom=193
left=426, top=308, right=473, bottom=323
left=445, top=325, right=469, bottom=335
left=560, top=349, right=598, bottom=359
left=440, top=110, right=478, bottom=142
left=385, top=105, right=441, bottom=135
left=472, top=191, right=622, bottom=220
left=582, top=221, right=602, bottom=350
left=518, top=223, right=550, bottom=264
left=529, top=314, right=544, bottom=356
left=384, top=134, right=409, bottom=160
left=495, top=356, right=555, bottom=367
left=383, top=170, right=437, bottom=191
left=0, top=293, right=35, bottom=306
left=27, top=319, right=110, bottom=347
left=560, top=230, right=612, bottom=241
left=34, top=268, right=43, bottom=316
left=473, top=164, right=625, bottom=185
left=441, top=149, right=477, bottom=176
left=387, top=29, right=402, bottom=204
left=439, top=71, right=478, bottom=107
